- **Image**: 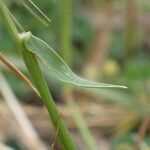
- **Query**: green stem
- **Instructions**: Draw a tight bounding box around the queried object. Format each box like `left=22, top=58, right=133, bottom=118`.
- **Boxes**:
left=21, top=49, right=76, bottom=150
left=59, top=0, right=72, bottom=65
left=65, top=87, right=98, bottom=150
left=125, top=0, right=139, bottom=57
left=0, top=0, right=20, bottom=45
left=0, top=1, right=77, bottom=149
left=59, top=0, right=97, bottom=149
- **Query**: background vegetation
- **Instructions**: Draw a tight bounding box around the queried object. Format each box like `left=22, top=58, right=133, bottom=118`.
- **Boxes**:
left=0, top=0, right=150, bottom=149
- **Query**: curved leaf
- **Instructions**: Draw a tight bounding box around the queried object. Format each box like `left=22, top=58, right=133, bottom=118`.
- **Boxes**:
left=19, top=32, right=127, bottom=89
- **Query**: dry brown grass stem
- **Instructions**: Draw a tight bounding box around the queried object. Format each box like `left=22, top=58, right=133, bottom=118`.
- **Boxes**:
left=0, top=53, right=40, bottom=97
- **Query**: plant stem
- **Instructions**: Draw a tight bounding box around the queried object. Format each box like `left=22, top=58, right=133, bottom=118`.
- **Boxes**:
left=125, top=0, right=139, bottom=57
left=21, top=49, right=76, bottom=150
left=0, top=1, right=77, bottom=149
left=59, top=0, right=72, bottom=65
left=0, top=53, right=40, bottom=96
left=64, top=88, right=98, bottom=150
left=0, top=72, right=47, bottom=150
left=60, top=0, right=97, bottom=149
left=0, top=1, right=20, bottom=45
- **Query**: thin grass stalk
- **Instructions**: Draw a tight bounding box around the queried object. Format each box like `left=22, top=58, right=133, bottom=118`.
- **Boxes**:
left=0, top=1, right=77, bottom=149
left=0, top=72, right=47, bottom=150
left=125, top=0, right=139, bottom=57
left=59, top=0, right=97, bottom=149
left=0, top=53, right=39, bottom=96
left=14, top=0, right=51, bottom=26
left=64, top=88, right=98, bottom=150
left=59, top=0, right=72, bottom=65
left=20, top=49, right=77, bottom=150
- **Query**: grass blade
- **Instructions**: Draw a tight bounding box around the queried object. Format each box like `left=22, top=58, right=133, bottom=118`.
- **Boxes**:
left=15, top=0, right=51, bottom=25
left=19, top=32, right=127, bottom=89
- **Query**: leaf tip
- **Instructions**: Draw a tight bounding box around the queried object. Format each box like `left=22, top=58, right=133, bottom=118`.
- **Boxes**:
left=122, top=86, right=128, bottom=89
left=115, top=85, right=128, bottom=89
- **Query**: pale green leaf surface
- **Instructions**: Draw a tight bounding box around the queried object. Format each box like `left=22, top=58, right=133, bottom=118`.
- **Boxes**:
left=20, top=32, right=127, bottom=89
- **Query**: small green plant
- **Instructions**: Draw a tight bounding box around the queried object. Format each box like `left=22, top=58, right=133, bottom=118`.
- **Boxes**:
left=0, top=1, right=127, bottom=149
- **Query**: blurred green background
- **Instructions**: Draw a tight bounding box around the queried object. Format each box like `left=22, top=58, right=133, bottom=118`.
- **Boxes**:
left=0, top=0, right=150, bottom=149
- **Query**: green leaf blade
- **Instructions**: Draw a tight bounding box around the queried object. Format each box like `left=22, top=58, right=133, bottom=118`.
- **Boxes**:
left=20, top=32, right=127, bottom=89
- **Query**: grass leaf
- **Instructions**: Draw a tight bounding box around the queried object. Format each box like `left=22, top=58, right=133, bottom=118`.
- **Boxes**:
left=19, top=32, right=127, bottom=89
left=14, top=0, right=51, bottom=26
